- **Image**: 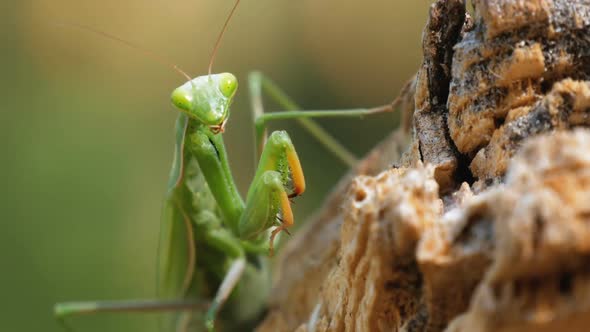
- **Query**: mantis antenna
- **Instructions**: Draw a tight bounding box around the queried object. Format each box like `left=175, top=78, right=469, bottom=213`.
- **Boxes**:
left=56, top=22, right=194, bottom=83
left=208, top=0, right=242, bottom=76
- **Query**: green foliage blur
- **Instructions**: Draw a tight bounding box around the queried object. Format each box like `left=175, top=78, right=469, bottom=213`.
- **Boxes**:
left=1, top=1, right=430, bottom=331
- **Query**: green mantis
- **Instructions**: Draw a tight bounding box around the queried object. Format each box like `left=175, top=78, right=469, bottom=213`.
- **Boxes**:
left=53, top=1, right=395, bottom=331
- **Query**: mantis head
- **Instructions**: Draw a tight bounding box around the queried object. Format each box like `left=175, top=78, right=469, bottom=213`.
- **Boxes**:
left=171, top=73, right=238, bottom=133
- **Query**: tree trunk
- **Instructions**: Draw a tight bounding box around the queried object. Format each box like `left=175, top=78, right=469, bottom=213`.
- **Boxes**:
left=257, top=1, right=590, bottom=331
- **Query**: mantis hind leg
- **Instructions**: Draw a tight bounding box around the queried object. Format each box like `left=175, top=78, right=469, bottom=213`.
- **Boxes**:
left=248, top=71, right=395, bottom=167
left=53, top=299, right=209, bottom=331
left=53, top=220, right=247, bottom=332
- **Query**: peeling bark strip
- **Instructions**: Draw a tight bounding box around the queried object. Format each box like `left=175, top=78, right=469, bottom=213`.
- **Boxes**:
left=258, top=1, right=590, bottom=332
left=414, top=0, right=466, bottom=192
left=420, top=0, right=466, bottom=109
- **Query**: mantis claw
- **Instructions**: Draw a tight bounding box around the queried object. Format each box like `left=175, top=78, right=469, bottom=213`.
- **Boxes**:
left=269, top=209, right=293, bottom=257
left=269, top=226, right=286, bottom=257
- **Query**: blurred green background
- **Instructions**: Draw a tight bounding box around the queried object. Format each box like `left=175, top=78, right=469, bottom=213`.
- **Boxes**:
left=2, top=1, right=430, bottom=331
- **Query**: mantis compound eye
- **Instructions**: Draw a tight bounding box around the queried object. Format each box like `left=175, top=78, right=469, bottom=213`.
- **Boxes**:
left=218, top=72, right=238, bottom=98
left=171, top=86, right=193, bottom=112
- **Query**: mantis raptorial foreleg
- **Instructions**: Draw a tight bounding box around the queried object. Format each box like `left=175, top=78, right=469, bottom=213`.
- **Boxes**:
left=248, top=71, right=395, bottom=167
left=239, top=130, right=304, bottom=254
left=186, top=116, right=303, bottom=250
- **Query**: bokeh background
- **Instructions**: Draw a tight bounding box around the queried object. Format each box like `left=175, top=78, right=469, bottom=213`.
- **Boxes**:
left=2, top=1, right=431, bottom=331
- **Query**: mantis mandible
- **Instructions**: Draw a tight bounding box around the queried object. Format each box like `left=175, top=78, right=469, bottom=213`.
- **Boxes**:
left=54, top=1, right=395, bottom=331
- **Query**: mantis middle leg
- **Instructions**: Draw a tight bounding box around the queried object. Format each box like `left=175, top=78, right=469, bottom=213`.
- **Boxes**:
left=248, top=71, right=396, bottom=167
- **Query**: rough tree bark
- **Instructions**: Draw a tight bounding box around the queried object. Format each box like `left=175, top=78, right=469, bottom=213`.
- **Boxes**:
left=257, top=1, right=590, bottom=331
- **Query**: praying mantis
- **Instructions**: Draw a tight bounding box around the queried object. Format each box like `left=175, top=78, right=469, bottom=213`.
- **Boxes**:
left=53, top=1, right=395, bottom=331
